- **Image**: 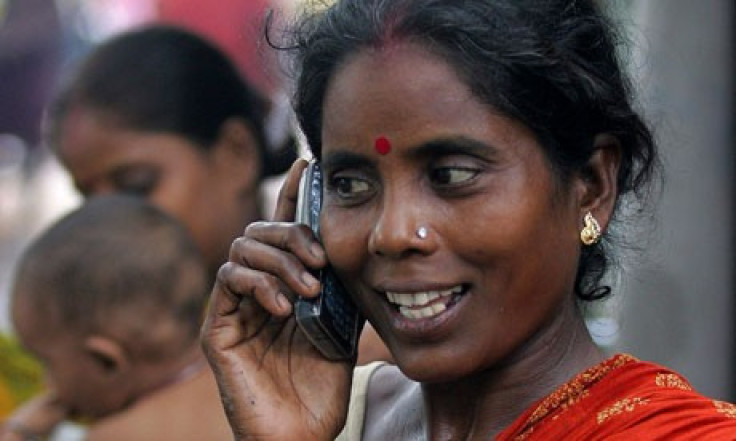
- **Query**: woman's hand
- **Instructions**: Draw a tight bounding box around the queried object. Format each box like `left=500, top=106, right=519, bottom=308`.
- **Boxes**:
left=0, top=391, right=69, bottom=441
left=201, top=159, right=354, bottom=441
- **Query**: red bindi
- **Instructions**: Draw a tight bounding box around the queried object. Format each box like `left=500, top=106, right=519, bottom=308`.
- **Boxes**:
left=374, top=136, right=392, bottom=155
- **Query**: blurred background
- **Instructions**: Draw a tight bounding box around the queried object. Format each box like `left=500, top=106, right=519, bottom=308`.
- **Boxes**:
left=0, top=0, right=733, bottom=407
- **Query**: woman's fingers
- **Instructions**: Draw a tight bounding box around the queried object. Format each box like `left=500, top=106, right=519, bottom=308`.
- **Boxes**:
left=273, top=159, right=308, bottom=222
left=203, top=158, right=328, bottom=362
left=204, top=219, right=327, bottom=348
left=218, top=261, right=290, bottom=316
left=238, top=222, right=325, bottom=296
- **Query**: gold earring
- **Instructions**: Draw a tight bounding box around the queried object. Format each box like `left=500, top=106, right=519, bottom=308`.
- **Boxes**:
left=580, top=212, right=601, bottom=245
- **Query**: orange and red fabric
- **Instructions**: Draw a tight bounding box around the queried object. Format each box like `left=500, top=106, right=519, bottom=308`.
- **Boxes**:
left=499, top=354, right=736, bottom=440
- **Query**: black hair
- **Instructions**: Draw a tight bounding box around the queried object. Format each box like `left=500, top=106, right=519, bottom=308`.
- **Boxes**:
left=11, top=195, right=208, bottom=361
left=47, top=24, right=295, bottom=178
left=279, top=0, right=659, bottom=301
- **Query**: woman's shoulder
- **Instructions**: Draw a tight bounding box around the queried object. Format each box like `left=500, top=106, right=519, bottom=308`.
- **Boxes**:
left=601, top=355, right=736, bottom=438
left=364, top=362, right=406, bottom=403
left=364, top=363, right=423, bottom=440
left=500, top=353, right=736, bottom=440
left=338, top=362, right=418, bottom=441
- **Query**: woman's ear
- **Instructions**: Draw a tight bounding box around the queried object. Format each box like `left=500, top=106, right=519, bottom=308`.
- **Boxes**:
left=211, top=117, right=262, bottom=194
left=576, top=133, right=622, bottom=232
left=83, top=335, right=130, bottom=376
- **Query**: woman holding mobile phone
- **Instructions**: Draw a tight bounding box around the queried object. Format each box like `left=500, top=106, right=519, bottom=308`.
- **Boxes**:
left=201, top=0, right=736, bottom=439
left=3, top=24, right=390, bottom=439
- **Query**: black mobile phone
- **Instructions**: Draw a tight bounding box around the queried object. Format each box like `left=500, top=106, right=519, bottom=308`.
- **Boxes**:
left=294, top=160, right=364, bottom=360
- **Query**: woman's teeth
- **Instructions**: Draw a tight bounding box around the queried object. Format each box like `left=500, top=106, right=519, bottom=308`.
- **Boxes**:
left=385, top=285, right=463, bottom=319
left=400, top=302, right=446, bottom=319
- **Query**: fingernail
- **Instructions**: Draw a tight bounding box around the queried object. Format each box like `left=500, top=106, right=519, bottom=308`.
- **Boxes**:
left=309, top=242, right=324, bottom=259
left=301, top=271, right=319, bottom=290
left=276, top=293, right=291, bottom=312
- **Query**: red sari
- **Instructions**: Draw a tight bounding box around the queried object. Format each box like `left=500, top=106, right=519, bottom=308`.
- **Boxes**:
left=498, top=354, right=736, bottom=440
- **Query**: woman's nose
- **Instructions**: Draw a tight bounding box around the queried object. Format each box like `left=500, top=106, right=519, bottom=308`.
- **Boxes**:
left=367, top=193, right=436, bottom=258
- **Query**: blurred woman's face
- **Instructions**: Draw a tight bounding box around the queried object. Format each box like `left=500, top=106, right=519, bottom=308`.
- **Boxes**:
left=55, top=109, right=258, bottom=274
left=319, top=43, right=586, bottom=381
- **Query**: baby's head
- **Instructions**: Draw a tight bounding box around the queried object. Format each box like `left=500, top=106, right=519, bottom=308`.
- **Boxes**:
left=10, top=195, right=208, bottom=419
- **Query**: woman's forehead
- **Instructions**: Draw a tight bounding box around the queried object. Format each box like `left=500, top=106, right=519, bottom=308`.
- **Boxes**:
left=321, top=43, right=483, bottom=147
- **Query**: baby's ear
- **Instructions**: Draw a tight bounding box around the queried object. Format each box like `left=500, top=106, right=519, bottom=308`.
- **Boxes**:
left=84, top=335, right=130, bottom=375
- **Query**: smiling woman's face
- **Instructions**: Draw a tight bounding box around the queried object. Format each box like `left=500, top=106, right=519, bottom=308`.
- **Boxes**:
left=319, top=43, right=586, bottom=381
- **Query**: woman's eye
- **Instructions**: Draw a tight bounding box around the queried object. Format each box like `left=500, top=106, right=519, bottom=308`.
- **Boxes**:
left=117, top=178, right=156, bottom=196
left=333, top=176, right=371, bottom=198
left=430, top=167, right=479, bottom=186
left=113, top=168, right=158, bottom=196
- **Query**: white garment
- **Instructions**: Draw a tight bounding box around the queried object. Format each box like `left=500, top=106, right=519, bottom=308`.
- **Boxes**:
left=335, top=361, right=387, bottom=441
left=49, top=422, right=87, bottom=441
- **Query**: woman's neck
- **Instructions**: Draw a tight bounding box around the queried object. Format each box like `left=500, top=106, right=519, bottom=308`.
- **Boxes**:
left=418, top=306, right=605, bottom=440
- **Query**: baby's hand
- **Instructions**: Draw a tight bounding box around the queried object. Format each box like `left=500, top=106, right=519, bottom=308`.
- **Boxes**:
left=0, top=391, right=69, bottom=441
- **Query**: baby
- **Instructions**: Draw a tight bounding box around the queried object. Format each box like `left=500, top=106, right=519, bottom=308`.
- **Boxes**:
left=2, top=195, right=231, bottom=440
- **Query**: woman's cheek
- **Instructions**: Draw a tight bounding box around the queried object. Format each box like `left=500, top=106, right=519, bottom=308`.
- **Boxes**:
left=321, top=211, right=368, bottom=276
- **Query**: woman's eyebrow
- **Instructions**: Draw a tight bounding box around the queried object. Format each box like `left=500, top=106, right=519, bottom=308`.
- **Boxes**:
left=321, top=150, right=376, bottom=172
left=321, top=136, right=498, bottom=170
left=409, top=136, right=499, bottom=159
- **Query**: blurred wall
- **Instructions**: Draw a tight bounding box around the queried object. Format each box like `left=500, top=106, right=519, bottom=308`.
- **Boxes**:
left=611, top=0, right=734, bottom=400
left=0, top=0, right=62, bottom=146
